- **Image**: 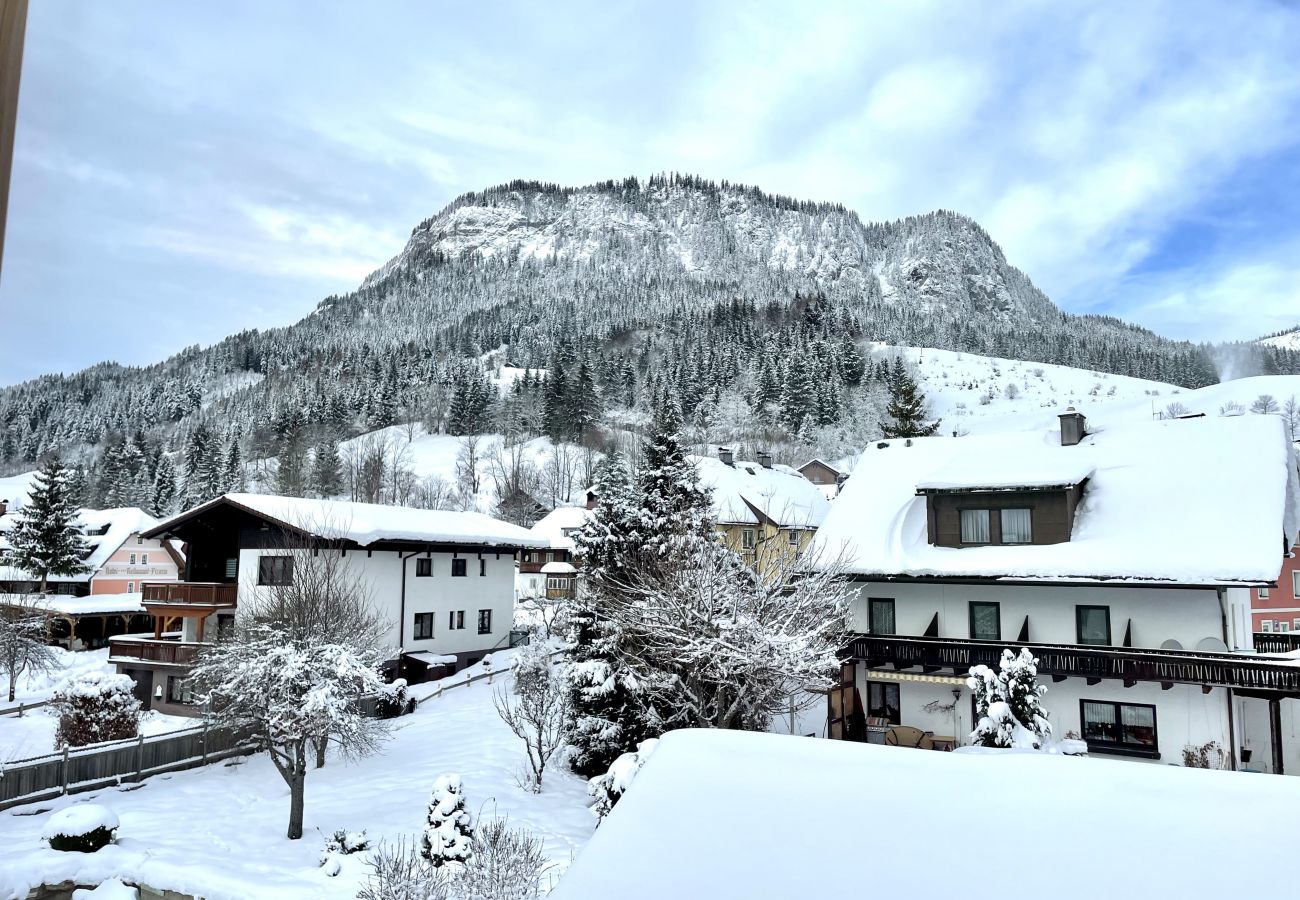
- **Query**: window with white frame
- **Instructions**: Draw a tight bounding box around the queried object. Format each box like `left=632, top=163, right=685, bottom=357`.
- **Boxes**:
left=1281, top=621, right=1292, bottom=633
left=127, top=581, right=134, bottom=592
left=741, top=529, right=756, bottom=550
left=999, top=508, right=1032, bottom=543
left=1259, top=587, right=1270, bottom=599
left=1262, top=619, right=1274, bottom=632
left=787, top=529, right=799, bottom=546
left=129, top=553, right=137, bottom=565
left=960, top=509, right=990, bottom=544
left=1293, top=571, right=1300, bottom=599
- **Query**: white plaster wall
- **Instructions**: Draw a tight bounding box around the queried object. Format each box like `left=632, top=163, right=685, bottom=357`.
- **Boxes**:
left=849, top=581, right=1232, bottom=650
left=236, top=548, right=517, bottom=660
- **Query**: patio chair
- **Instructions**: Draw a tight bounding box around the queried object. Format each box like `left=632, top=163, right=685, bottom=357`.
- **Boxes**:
left=884, top=725, right=928, bottom=748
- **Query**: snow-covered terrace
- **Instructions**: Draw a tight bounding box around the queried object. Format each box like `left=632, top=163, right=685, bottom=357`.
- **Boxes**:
left=811, top=414, right=1300, bottom=585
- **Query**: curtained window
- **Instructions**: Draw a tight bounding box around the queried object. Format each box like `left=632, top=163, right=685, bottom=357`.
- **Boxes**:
left=960, top=509, right=991, bottom=543
left=1000, top=508, right=1033, bottom=543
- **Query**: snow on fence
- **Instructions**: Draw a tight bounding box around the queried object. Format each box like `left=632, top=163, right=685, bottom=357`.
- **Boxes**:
left=0, top=723, right=257, bottom=811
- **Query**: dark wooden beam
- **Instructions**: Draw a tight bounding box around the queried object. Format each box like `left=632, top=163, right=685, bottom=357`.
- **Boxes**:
left=923, top=613, right=939, bottom=638
left=1161, top=682, right=1173, bottom=691
left=1016, top=615, right=1030, bottom=643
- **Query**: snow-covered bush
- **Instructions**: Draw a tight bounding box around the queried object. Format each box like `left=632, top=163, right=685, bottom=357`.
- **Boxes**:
left=42, top=804, right=119, bottom=852
left=967, top=649, right=1051, bottom=750
left=588, top=737, right=659, bottom=822
left=324, top=827, right=370, bottom=854
left=420, top=774, right=474, bottom=867
left=455, top=816, right=551, bottom=900
left=359, top=837, right=454, bottom=900
left=49, top=672, right=141, bottom=748
left=374, top=678, right=412, bottom=719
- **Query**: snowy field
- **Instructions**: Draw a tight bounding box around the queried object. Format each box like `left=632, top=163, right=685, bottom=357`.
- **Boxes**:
left=0, top=668, right=594, bottom=899
left=0, top=469, right=37, bottom=510
left=556, top=728, right=1300, bottom=900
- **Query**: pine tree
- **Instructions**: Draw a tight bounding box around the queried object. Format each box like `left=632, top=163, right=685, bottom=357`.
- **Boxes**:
left=183, top=424, right=219, bottom=506
left=637, top=399, right=714, bottom=554
left=880, top=365, right=940, bottom=438
left=8, top=458, right=91, bottom=593
left=565, top=450, right=652, bottom=777
left=310, top=440, right=343, bottom=498
left=968, top=648, right=1051, bottom=749
left=419, top=774, right=474, bottom=867
left=151, top=453, right=178, bottom=517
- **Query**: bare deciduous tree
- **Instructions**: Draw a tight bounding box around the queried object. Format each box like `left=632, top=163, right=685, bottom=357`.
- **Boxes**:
left=493, top=643, right=569, bottom=793
left=0, top=595, right=58, bottom=704
left=455, top=436, right=482, bottom=511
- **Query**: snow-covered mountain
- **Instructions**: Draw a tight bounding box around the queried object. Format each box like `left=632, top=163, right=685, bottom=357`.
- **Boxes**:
left=1, top=175, right=1296, bottom=478
left=1260, top=327, right=1300, bottom=353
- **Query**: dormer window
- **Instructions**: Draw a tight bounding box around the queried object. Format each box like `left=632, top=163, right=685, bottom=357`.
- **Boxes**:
left=1000, top=509, right=1032, bottom=543
left=960, top=510, right=990, bottom=544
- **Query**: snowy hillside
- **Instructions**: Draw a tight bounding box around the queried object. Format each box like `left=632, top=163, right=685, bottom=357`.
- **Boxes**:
left=1260, top=327, right=1300, bottom=353
left=0, top=469, right=37, bottom=509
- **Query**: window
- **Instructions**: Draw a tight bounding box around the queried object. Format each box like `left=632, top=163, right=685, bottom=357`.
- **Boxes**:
left=257, top=556, right=294, bottom=586
left=866, top=682, right=900, bottom=725
left=960, top=509, right=990, bottom=544
left=1293, top=571, right=1300, bottom=599
left=1081, top=700, right=1158, bottom=757
left=452, top=558, right=467, bottom=577
left=969, top=601, right=1001, bottom=641
left=141, top=553, right=149, bottom=565
left=1000, top=508, right=1032, bottom=544
left=478, top=609, right=492, bottom=635
left=1076, top=605, right=1111, bottom=646
left=129, top=553, right=137, bottom=565
left=224, top=558, right=237, bottom=579
left=167, top=676, right=195, bottom=705
left=1294, top=617, right=1300, bottom=631
left=547, top=577, right=572, bottom=590
left=447, top=610, right=465, bottom=630
left=868, top=598, right=896, bottom=635
left=1282, top=621, right=1292, bottom=634
left=1258, top=587, right=1270, bottom=599
left=136, top=536, right=143, bottom=545
left=787, top=529, right=799, bottom=546
left=479, top=558, right=486, bottom=577
left=413, top=613, right=434, bottom=640
left=1262, top=619, right=1274, bottom=633
left=126, top=582, right=134, bottom=593
left=741, top=529, right=756, bottom=551
left=415, top=557, right=432, bottom=577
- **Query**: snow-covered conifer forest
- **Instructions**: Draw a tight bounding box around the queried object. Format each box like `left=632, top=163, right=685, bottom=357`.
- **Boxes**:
left=3, top=175, right=1298, bottom=500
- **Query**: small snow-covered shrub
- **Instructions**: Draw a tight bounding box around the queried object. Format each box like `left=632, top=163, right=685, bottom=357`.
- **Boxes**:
left=456, top=817, right=551, bottom=900
left=1004, top=383, right=1020, bottom=400
left=967, top=649, right=1051, bottom=750
left=374, top=678, right=412, bottom=719
left=42, top=804, right=119, bottom=852
left=49, top=672, right=141, bottom=748
left=359, top=837, right=454, bottom=900
left=420, top=774, right=474, bottom=867
left=588, top=738, right=659, bottom=822
left=324, top=827, right=370, bottom=854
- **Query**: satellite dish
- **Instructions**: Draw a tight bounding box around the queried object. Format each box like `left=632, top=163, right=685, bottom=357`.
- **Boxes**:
left=1196, top=637, right=1228, bottom=652
left=1160, top=639, right=1183, bottom=650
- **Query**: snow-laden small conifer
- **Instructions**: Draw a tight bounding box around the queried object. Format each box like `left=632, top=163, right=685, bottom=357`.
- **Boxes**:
left=420, top=774, right=474, bottom=867
left=588, top=737, right=659, bottom=822
left=880, top=361, right=940, bottom=438
left=967, top=648, right=1052, bottom=749
left=7, top=458, right=90, bottom=593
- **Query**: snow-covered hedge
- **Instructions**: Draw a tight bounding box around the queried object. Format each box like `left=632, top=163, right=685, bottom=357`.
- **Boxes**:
left=42, top=803, right=119, bottom=852
left=49, top=672, right=141, bottom=748
left=373, top=678, right=413, bottom=719
left=588, top=738, right=659, bottom=821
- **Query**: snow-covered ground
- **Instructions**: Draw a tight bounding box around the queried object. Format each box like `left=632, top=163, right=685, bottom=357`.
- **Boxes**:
left=0, top=469, right=38, bottom=510
left=0, top=667, right=594, bottom=899
left=1259, top=327, right=1300, bottom=352
left=0, top=648, right=193, bottom=761
left=555, top=728, right=1300, bottom=900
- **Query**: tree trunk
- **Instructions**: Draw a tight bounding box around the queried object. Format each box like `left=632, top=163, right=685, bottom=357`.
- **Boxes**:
left=7, top=680, right=14, bottom=703
left=314, top=736, right=327, bottom=769
left=287, top=743, right=307, bottom=840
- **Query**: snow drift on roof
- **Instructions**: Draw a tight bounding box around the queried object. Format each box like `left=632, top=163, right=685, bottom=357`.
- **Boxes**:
left=693, top=456, right=831, bottom=528
left=529, top=506, right=593, bottom=550
left=915, top=456, right=1094, bottom=492
left=552, top=728, right=1300, bottom=900
left=151, top=493, right=548, bottom=549
left=810, top=415, right=1300, bottom=584
left=540, top=561, right=576, bottom=574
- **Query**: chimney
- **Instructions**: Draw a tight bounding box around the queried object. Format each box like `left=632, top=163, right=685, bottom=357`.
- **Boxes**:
left=718, top=446, right=735, bottom=467
left=757, top=450, right=772, bottom=468
left=1059, top=407, right=1087, bottom=446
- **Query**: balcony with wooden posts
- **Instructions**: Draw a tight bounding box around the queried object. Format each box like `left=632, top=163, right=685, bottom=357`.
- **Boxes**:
left=1253, top=632, right=1300, bottom=655
left=107, top=635, right=205, bottom=667
left=844, top=633, right=1300, bottom=696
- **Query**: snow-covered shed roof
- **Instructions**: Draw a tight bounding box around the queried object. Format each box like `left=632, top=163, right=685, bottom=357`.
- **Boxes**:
left=693, top=456, right=831, bottom=529
left=24, top=592, right=146, bottom=616
left=552, top=728, right=1300, bottom=900
left=529, top=506, right=593, bottom=551
left=145, top=493, right=548, bottom=550
left=540, top=561, right=576, bottom=575
left=0, top=506, right=160, bottom=584
left=810, top=414, right=1300, bottom=585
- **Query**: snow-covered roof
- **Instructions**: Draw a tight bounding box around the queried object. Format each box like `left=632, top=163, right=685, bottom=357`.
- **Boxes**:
left=810, top=414, right=1300, bottom=585
left=0, top=506, right=160, bottom=584
left=20, top=592, right=147, bottom=616
left=540, top=561, right=576, bottom=575
left=529, top=506, right=593, bottom=551
left=693, top=456, right=831, bottom=529
left=552, top=728, right=1300, bottom=900
left=147, top=493, right=548, bottom=550
left=915, top=457, right=1094, bottom=492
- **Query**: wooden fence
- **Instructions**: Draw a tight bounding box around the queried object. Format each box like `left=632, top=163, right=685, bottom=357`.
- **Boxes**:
left=0, top=723, right=256, bottom=811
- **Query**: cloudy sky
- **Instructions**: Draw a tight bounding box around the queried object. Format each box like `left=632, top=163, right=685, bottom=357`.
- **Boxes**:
left=3, top=0, right=1299, bottom=386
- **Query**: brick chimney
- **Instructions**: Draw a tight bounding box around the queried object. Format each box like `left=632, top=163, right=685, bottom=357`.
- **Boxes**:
left=1059, top=407, right=1087, bottom=446
left=717, top=446, right=735, bottom=467
left=757, top=450, right=772, bottom=468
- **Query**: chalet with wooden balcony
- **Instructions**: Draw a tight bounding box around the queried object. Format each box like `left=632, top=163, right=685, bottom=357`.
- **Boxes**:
left=809, top=409, right=1300, bottom=773
left=518, top=506, right=591, bottom=600
left=111, top=492, right=547, bottom=716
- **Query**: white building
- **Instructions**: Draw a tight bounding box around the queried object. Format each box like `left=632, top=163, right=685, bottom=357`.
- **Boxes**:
left=109, top=493, right=547, bottom=716
left=809, top=409, right=1300, bottom=772
left=519, top=505, right=591, bottom=599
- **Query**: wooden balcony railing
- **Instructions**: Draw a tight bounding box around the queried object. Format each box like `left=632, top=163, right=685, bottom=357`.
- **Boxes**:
left=845, top=633, right=1300, bottom=695
left=1253, top=632, right=1300, bottom=654
left=141, top=582, right=237, bottom=609
left=107, top=637, right=205, bottom=667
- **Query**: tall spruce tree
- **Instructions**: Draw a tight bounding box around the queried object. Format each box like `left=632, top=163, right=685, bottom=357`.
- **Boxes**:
left=880, top=364, right=940, bottom=438
left=637, top=399, right=714, bottom=553
left=565, top=450, right=653, bottom=777
left=8, top=458, right=90, bottom=593
left=311, top=440, right=343, bottom=499
left=151, top=453, right=178, bottom=517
